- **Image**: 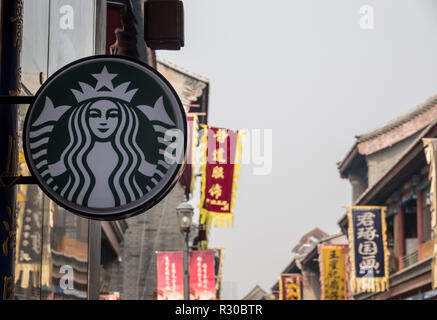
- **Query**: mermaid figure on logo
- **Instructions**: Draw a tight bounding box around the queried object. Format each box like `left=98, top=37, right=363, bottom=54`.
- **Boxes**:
left=30, top=66, right=175, bottom=209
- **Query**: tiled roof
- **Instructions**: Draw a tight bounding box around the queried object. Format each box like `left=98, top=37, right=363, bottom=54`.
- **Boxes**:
left=242, top=285, right=269, bottom=300
left=356, top=93, right=437, bottom=143
left=156, top=57, right=209, bottom=83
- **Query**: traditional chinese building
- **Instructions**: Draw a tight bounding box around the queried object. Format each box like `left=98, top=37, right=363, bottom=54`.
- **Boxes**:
left=241, top=284, right=270, bottom=300
left=270, top=227, right=328, bottom=300
left=296, top=232, right=348, bottom=300
left=111, top=57, right=209, bottom=300
left=338, top=93, right=437, bottom=299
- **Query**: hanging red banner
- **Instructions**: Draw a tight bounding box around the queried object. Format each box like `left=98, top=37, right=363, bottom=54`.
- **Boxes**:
left=318, top=244, right=349, bottom=300
left=199, top=125, right=243, bottom=228
left=279, top=273, right=302, bottom=300
left=156, top=251, right=184, bottom=300
left=189, top=250, right=216, bottom=300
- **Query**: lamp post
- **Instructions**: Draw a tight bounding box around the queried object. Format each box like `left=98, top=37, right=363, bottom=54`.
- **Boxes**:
left=176, top=202, right=194, bottom=300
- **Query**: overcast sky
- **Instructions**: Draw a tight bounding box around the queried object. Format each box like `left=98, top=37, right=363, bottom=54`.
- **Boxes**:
left=158, top=0, right=437, bottom=299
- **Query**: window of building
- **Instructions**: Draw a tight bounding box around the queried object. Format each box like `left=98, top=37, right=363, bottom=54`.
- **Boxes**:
left=403, top=200, right=418, bottom=255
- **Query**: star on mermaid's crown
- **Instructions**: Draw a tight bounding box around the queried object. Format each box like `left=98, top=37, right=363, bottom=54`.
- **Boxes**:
left=71, top=66, right=138, bottom=103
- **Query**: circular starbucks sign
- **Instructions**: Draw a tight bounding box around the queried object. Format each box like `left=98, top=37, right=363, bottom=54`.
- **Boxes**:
left=23, top=55, right=187, bottom=220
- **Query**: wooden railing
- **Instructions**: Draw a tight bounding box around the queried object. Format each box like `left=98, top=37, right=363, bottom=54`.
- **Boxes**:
left=400, top=250, right=418, bottom=270
left=398, top=239, right=434, bottom=271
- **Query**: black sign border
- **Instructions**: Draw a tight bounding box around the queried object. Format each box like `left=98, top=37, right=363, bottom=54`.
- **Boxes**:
left=23, top=54, right=187, bottom=221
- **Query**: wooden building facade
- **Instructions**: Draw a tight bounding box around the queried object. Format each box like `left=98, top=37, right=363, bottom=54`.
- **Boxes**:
left=338, top=93, right=437, bottom=299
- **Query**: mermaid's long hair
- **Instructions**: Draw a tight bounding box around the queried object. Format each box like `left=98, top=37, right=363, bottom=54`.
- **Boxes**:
left=59, top=99, right=147, bottom=207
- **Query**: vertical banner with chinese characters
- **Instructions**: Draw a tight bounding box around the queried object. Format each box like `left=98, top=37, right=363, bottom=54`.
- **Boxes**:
left=211, top=247, right=225, bottom=299
left=318, top=244, right=349, bottom=300
left=189, top=250, right=216, bottom=300
left=423, top=138, right=437, bottom=289
left=278, top=273, right=302, bottom=300
left=199, top=126, right=243, bottom=228
left=156, top=251, right=184, bottom=300
left=347, top=206, right=389, bottom=293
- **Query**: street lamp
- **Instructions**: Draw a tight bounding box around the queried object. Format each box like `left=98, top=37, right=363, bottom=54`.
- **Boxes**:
left=176, top=202, right=194, bottom=300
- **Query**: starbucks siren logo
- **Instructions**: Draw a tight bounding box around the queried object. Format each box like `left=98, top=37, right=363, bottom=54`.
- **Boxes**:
left=24, top=56, right=187, bottom=219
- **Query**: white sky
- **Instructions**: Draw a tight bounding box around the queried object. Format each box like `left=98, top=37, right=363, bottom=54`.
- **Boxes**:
left=158, top=0, right=437, bottom=299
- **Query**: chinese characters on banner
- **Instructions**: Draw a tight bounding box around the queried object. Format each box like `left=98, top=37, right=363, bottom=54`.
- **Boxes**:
left=156, top=251, right=184, bottom=300
left=423, top=138, right=437, bottom=289
left=189, top=250, right=216, bottom=300
left=199, top=126, right=243, bottom=228
left=347, top=206, right=389, bottom=293
left=278, top=274, right=302, bottom=300
left=318, top=244, right=349, bottom=300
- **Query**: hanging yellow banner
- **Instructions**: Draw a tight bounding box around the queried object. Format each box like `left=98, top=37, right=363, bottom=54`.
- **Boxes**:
left=318, top=244, right=349, bottom=300
left=278, top=273, right=302, bottom=300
